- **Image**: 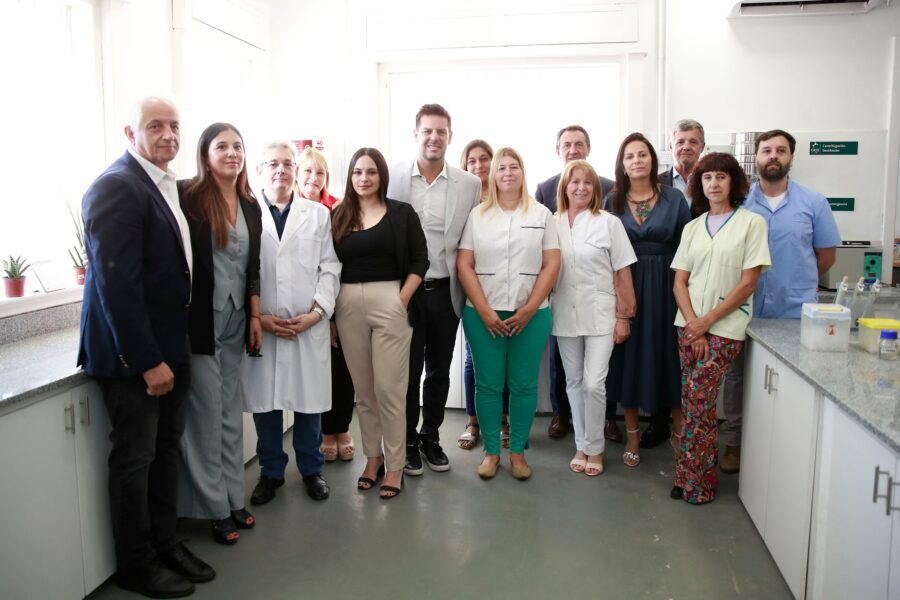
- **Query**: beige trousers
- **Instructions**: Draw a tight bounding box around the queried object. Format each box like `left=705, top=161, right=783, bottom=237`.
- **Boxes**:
left=335, top=281, right=412, bottom=472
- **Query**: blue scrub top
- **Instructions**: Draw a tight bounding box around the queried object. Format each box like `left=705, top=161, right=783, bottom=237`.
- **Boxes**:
left=744, top=179, right=841, bottom=318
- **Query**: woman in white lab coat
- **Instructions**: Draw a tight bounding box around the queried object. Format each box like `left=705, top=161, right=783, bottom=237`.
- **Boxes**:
left=240, top=141, right=341, bottom=506
left=551, top=160, right=636, bottom=477
left=457, top=147, right=561, bottom=481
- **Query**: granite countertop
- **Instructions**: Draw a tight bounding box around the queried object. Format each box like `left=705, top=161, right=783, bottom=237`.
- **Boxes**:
left=0, top=327, right=85, bottom=415
left=747, top=318, right=900, bottom=453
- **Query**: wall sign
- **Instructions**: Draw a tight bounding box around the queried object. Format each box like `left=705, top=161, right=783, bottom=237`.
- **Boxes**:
left=810, top=141, right=858, bottom=155
left=827, top=197, right=855, bottom=211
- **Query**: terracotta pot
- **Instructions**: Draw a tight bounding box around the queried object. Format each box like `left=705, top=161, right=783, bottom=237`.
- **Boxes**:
left=74, top=266, right=87, bottom=285
left=4, top=277, right=25, bottom=298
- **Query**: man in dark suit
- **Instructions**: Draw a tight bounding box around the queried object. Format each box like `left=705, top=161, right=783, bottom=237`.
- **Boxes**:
left=658, top=118, right=705, bottom=207
left=535, top=125, right=614, bottom=440
left=78, top=97, right=213, bottom=598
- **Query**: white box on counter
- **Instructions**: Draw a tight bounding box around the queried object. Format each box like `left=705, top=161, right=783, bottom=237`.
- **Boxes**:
left=800, top=303, right=851, bottom=352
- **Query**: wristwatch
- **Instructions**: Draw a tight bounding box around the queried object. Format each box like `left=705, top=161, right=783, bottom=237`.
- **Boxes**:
left=311, top=306, right=326, bottom=319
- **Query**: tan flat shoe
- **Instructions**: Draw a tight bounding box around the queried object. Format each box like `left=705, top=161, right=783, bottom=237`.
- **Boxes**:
left=478, top=456, right=501, bottom=479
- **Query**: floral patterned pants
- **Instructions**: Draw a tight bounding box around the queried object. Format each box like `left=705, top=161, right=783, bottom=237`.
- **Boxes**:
left=674, top=329, right=743, bottom=505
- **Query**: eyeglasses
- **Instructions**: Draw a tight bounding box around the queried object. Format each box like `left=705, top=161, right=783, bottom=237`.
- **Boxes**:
left=262, top=160, right=295, bottom=170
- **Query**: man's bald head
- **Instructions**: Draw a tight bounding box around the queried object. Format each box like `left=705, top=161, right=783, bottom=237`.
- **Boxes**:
left=125, top=97, right=181, bottom=170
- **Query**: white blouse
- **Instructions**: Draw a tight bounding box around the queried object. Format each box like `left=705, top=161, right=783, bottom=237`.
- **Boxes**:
left=551, top=210, right=637, bottom=337
left=459, top=201, right=559, bottom=311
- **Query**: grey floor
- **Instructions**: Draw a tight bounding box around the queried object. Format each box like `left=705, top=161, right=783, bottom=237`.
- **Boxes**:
left=89, top=411, right=792, bottom=600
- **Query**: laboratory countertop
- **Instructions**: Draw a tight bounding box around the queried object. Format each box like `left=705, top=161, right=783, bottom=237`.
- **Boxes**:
left=747, top=319, right=900, bottom=454
left=1, top=322, right=899, bottom=454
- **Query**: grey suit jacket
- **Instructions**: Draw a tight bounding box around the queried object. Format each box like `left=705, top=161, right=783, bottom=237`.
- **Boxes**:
left=387, top=160, right=481, bottom=317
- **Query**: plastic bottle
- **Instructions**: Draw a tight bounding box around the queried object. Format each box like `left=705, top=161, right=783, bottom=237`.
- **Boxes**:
left=880, top=330, right=898, bottom=361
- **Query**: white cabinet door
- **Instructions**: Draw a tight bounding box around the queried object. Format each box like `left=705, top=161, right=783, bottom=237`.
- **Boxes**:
left=765, top=362, right=818, bottom=600
left=888, top=455, right=900, bottom=600
left=72, top=382, right=116, bottom=594
left=739, top=341, right=774, bottom=533
left=0, top=392, right=85, bottom=600
left=808, top=398, right=895, bottom=600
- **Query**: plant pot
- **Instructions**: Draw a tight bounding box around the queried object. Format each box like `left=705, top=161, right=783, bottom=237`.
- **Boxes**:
left=4, top=277, right=25, bottom=298
left=74, top=266, right=87, bottom=285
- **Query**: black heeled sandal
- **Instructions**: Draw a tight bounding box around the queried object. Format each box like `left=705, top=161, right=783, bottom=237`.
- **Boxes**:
left=357, top=462, right=386, bottom=490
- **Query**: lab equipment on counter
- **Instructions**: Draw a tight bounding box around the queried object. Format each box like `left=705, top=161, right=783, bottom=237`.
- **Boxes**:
left=858, top=318, right=900, bottom=354
left=833, top=275, right=849, bottom=307
left=800, top=303, right=851, bottom=351
left=879, top=330, right=898, bottom=361
left=819, top=241, right=883, bottom=289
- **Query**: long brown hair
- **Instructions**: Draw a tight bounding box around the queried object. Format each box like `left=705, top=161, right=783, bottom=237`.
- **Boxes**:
left=609, top=132, right=660, bottom=215
left=332, top=148, right=389, bottom=242
left=184, top=122, right=256, bottom=248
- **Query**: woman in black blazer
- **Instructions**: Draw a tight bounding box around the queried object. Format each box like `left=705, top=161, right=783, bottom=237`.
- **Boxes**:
left=332, top=147, right=427, bottom=499
left=177, top=122, right=263, bottom=544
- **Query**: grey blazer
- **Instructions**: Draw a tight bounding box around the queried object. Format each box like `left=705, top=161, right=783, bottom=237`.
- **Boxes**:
left=387, top=161, right=481, bottom=318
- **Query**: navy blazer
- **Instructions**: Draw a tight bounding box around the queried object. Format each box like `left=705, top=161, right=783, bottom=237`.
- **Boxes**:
left=535, top=172, right=615, bottom=212
left=658, top=167, right=675, bottom=187
left=178, top=179, right=263, bottom=356
left=78, top=152, right=192, bottom=377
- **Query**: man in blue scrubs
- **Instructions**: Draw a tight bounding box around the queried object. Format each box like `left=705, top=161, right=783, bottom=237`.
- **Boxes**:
left=720, top=129, right=840, bottom=473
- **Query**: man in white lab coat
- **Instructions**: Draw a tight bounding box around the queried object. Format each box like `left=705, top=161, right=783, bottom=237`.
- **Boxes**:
left=240, top=141, right=341, bottom=504
left=387, top=103, right=481, bottom=476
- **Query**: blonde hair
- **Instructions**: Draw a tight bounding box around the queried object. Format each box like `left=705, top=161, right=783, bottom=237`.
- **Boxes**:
left=557, top=160, right=604, bottom=216
left=481, top=147, right=534, bottom=213
left=294, top=147, right=331, bottom=198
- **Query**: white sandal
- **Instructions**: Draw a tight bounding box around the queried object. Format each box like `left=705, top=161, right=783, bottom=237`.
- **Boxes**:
left=585, top=458, right=604, bottom=477
left=569, top=457, right=587, bottom=473
left=623, top=428, right=641, bottom=467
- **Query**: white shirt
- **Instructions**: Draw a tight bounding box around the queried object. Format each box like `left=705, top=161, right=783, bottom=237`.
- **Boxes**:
left=127, top=147, right=193, bottom=282
left=764, top=191, right=786, bottom=212
left=459, top=201, right=559, bottom=311
left=672, top=169, right=692, bottom=206
left=551, top=210, right=637, bottom=337
left=410, top=161, right=450, bottom=280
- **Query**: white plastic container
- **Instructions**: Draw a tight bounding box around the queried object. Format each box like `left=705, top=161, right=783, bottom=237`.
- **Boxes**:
left=800, top=303, right=851, bottom=352
left=857, top=318, right=900, bottom=354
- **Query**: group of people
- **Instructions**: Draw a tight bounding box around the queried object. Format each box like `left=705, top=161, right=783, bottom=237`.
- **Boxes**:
left=77, top=96, right=840, bottom=599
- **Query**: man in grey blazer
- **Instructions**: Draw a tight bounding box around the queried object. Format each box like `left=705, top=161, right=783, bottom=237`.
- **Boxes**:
left=658, top=118, right=705, bottom=206
left=387, top=103, right=481, bottom=476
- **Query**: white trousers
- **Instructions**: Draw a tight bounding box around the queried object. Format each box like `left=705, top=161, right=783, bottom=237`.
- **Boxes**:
left=557, top=334, right=615, bottom=456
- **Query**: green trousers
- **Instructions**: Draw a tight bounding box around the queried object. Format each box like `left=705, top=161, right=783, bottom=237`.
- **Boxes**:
left=462, top=305, right=552, bottom=454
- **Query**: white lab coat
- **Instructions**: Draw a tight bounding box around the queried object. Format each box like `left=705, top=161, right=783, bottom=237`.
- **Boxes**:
left=240, top=196, right=341, bottom=414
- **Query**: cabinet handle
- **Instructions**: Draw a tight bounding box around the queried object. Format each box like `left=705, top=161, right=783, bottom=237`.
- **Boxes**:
left=873, top=466, right=891, bottom=504
left=764, top=365, right=771, bottom=393
left=769, top=370, right=778, bottom=394
left=64, top=402, right=76, bottom=434
left=889, top=479, right=900, bottom=515
left=79, top=394, right=91, bottom=426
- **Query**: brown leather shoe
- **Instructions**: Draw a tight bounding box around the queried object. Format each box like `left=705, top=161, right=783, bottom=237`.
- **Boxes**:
left=547, top=414, right=568, bottom=439
left=604, top=419, right=623, bottom=443
left=720, top=445, right=741, bottom=474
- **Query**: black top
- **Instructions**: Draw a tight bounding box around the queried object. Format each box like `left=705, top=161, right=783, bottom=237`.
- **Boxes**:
left=335, top=215, right=401, bottom=282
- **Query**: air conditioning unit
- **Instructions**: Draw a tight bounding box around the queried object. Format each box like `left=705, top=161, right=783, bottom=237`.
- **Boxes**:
left=729, top=0, right=885, bottom=18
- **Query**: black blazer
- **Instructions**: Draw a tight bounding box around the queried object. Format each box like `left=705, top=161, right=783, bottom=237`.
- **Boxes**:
left=178, top=179, right=263, bottom=356
left=78, top=152, right=192, bottom=377
left=658, top=167, right=675, bottom=187
left=535, top=172, right=615, bottom=212
left=384, top=198, right=429, bottom=328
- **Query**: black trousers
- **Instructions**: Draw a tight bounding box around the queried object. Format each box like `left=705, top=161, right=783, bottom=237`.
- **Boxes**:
left=406, top=283, right=459, bottom=444
left=97, top=362, right=189, bottom=573
left=322, top=343, right=355, bottom=435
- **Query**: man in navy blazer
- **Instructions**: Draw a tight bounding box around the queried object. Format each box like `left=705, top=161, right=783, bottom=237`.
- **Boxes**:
left=534, top=125, right=614, bottom=440
left=658, top=118, right=705, bottom=207
left=78, top=97, right=213, bottom=598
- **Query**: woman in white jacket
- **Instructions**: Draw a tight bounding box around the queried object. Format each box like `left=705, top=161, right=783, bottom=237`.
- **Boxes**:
left=552, top=160, right=636, bottom=476
left=240, top=141, right=341, bottom=506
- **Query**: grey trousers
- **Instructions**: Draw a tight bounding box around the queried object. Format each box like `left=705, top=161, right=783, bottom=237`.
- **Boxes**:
left=720, top=347, right=745, bottom=447
left=178, top=298, right=246, bottom=519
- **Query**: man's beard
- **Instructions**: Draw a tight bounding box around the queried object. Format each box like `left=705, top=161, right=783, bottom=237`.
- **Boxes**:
left=758, top=160, right=791, bottom=182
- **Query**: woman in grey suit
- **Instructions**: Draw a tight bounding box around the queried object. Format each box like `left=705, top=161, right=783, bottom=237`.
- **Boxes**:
left=178, top=123, right=263, bottom=544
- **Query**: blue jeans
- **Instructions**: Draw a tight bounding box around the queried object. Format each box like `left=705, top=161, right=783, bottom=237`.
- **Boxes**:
left=253, top=410, right=324, bottom=479
left=464, top=341, right=509, bottom=417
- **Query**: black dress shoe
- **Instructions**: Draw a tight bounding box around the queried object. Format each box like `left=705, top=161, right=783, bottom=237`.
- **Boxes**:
left=640, top=421, right=671, bottom=449
left=420, top=438, right=450, bottom=472
left=548, top=414, right=568, bottom=438
left=250, top=476, right=284, bottom=506
left=302, top=473, right=330, bottom=501
left=604, top=419, right=624, bottom=443
left=159, top=542, right=216, bottom=583
left=116, top=560, right=195, bottom=598
left=404, top=442, right=424, bottom=476
left=670, top=486, right=684, bottom=500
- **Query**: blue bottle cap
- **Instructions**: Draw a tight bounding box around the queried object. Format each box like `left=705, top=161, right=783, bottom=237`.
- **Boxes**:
left=881, top=330, right=898, bottom=340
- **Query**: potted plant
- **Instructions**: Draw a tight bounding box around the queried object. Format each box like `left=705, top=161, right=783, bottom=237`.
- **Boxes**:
left=67, top=201, right=87, bottom=285
left=2, top=255, right=30, bottom=298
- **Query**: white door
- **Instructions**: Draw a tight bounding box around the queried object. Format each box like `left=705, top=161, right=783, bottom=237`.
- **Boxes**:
left=739, top=341, right=775, bottom=533
left=0, top=392, right=85, bottom=599
left=889, top=455, right=900, bottom=600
